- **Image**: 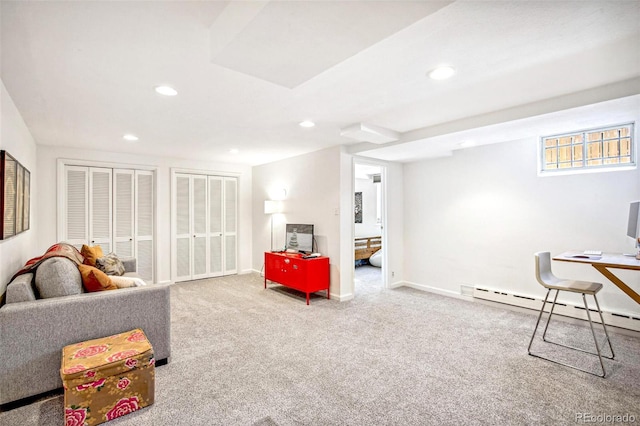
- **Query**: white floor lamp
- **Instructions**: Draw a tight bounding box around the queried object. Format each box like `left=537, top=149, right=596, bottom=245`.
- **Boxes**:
left=264, top=200, right=283, bottom=251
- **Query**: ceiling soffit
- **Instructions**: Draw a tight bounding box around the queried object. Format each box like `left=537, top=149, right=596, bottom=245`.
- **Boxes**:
left=209, top=1, right=451, bottom=88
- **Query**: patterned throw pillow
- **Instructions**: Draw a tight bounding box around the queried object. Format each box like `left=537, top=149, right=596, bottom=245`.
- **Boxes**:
left=95, top=253, right=126, bottom=276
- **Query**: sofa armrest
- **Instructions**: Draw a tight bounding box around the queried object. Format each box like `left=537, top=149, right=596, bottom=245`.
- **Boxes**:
left=0, top=284, right=171, bottom=405
left=6, top=273, right=37, bottom=303
left=120, top=257, right=137, bottom=273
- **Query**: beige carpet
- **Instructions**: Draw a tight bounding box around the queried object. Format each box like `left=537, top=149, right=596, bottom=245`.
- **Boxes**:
left=1, top=273, right=639, bottom=425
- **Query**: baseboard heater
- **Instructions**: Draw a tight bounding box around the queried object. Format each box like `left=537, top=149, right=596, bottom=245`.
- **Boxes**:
left=473, top=287, right=640, bottom=332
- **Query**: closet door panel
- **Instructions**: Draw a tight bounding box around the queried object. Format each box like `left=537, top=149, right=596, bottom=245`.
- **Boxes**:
left=137, top=239, right=153, bottom=281
left=65, top=166, right=89, bottom=250
left=89, top=168, right=112, bottom=253
left=136, top=171, right=154, bottom=281
left=209, top=177, right=223, bottom=277
left=224, top=234, right=237, bottom=274
left=223, top=177, right=237, bottom=274
left=192, top=176, right=208, bottom=279
left=113, top=169, right=134, bottom=257
left=175, top=174, right=192, bottom=281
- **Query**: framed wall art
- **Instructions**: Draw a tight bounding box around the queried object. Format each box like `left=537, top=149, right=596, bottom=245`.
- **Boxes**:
left=355, top=192, right=362, bottom=223
left=1, top=150, right=30, bottom=240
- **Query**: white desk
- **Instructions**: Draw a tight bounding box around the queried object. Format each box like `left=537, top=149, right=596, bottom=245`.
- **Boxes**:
left=554, top=251, right=640, bottom=304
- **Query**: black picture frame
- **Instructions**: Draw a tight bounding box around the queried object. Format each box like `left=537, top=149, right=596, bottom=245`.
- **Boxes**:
left=1, top=150, right=30, bottom=240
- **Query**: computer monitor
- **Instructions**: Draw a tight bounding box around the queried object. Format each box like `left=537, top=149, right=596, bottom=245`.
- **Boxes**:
left=285, top=224, right=314, bottom=253
left=627, top=201, right=640, bottom=241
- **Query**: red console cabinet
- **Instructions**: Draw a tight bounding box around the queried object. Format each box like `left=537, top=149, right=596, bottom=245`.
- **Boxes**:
left=264, top=252, right=330, bottom=305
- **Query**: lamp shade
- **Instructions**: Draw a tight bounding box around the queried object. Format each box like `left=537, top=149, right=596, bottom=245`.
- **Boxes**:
left=264, top=200, right=283, bottom=214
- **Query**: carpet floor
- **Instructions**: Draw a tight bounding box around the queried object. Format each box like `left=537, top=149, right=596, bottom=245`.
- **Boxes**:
left=1, top=273, right=639, bottom=425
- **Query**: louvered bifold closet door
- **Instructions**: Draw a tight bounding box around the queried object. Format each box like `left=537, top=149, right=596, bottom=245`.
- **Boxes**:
left=135, top=171, right=154, bottom=282
left=113, top=169, right=134, bottom=257
left=89, top=168, right=112, bottom=253
left=223, top=177, right=238, bottom=274
left=175, top=174, right=192, bottom=282
left=208, top=177, right=223, bottom=277
left=192, top=175, right=209, bottom=280
left=65, top=166, right=89, bottom=250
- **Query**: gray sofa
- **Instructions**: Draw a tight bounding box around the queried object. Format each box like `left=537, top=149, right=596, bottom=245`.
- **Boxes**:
left=0, top=256, right=171, bottom=406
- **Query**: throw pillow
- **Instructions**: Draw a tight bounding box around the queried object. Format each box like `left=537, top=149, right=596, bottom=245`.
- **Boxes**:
left=78, top=265, right=117, bottom=292
left=96, top=253, right=125, bottom=276
left=35, top=257, right=84, bottom=298
left=81, top=245, right=104, bottom=267
left=109, top=276, right=136, bottom=289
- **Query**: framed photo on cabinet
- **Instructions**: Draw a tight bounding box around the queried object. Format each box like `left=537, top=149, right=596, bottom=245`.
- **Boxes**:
left=1, top=150, right=30, bottom=240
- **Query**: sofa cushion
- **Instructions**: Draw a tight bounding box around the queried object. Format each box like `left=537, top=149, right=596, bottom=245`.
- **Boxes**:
left=81, top=244, right=104, bottom=267
left=95, top=253, right=125, bottom=276
left=78, top=265, right=117, bottom=292
left=6, top=273, right=37, bottom=303
left=35, top=258, right=84, bottom=299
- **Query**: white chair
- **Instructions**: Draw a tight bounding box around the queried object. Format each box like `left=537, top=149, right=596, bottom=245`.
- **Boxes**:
left=527, top=251, right=615, bottom=377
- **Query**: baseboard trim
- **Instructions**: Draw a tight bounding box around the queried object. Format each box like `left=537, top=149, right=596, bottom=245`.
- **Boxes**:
left=331, top=292, right=353, bottom=302
left=399, top=281, right=473, bottom=301
left=473, top=286, right=640, bottom=332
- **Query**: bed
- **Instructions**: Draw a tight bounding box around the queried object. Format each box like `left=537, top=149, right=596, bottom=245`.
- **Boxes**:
left=355, top=236, right=382, bottom=261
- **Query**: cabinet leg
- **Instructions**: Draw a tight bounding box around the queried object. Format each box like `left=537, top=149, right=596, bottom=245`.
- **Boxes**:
left=264, top=278, right=267, bottom=289
left=327, top=289, right=330, bottom=300
left=306, top=293, right=310, bottom=305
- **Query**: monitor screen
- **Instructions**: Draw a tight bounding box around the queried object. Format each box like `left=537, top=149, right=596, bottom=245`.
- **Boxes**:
left=628, top=201, right=640, bottom=239
left=285, top=224, right=314, bottom=253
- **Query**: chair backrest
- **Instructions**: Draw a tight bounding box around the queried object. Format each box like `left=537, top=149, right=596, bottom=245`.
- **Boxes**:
left=534, top=251, right=557, bottom=288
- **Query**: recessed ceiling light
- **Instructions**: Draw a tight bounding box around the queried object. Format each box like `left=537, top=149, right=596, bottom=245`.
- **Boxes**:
left=155, top=86, right=178, bottom=96
left=123, top=134, right=139, bottom=141
left=230, top=149, right=239, bottom=154
left=299, top=121, right=315, bottom=128
left=427, top=66, right=456, bottom=80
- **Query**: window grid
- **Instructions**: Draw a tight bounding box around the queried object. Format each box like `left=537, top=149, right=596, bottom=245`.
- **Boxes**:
left=542, top=124, right=634, bottom=173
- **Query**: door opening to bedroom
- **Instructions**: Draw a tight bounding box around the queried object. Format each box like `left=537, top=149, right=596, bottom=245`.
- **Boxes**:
left=354, top=163, right=385, bottom=296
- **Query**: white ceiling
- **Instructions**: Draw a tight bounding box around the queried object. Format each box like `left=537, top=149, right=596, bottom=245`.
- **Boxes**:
left=1, top=1, right=639, bottom=166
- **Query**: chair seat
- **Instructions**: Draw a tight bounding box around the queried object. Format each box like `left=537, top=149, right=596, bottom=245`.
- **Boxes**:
left=543, top=279, right=603, bottom=295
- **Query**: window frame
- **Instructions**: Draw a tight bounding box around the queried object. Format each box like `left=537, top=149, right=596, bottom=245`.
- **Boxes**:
left=538, top=122, right=636, bottom=176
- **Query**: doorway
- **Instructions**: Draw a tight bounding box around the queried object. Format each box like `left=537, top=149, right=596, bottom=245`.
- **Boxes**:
left=353, top=162, right=386, bottom=296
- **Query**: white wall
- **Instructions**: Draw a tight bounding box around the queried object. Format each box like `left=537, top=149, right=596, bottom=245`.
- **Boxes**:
left=403, top=137, right=640, bottom=316
left=0, top=80, right=38, bottom=293
left=354, top=177, right=381, bottom=237
left=252, top=146, right=343, bottom=295
left=36, top=146, right=252, bottom=283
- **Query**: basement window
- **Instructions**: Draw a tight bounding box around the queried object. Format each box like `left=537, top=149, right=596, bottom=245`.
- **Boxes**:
left=540, top=123, right=635, bottom=175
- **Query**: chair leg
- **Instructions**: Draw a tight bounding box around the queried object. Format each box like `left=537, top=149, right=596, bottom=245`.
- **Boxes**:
left=541, top=289, right=560, bottom=342
left=528, top=290, right=613, bottom=378
left=528, top=288, right=551, bottom=354
left=583, top=294, right=606, bottom=377
left=593, top=294, right=615, bottom=360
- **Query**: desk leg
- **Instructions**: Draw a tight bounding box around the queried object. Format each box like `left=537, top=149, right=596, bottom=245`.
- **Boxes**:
left=592, top=265, right=640, bottom=304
